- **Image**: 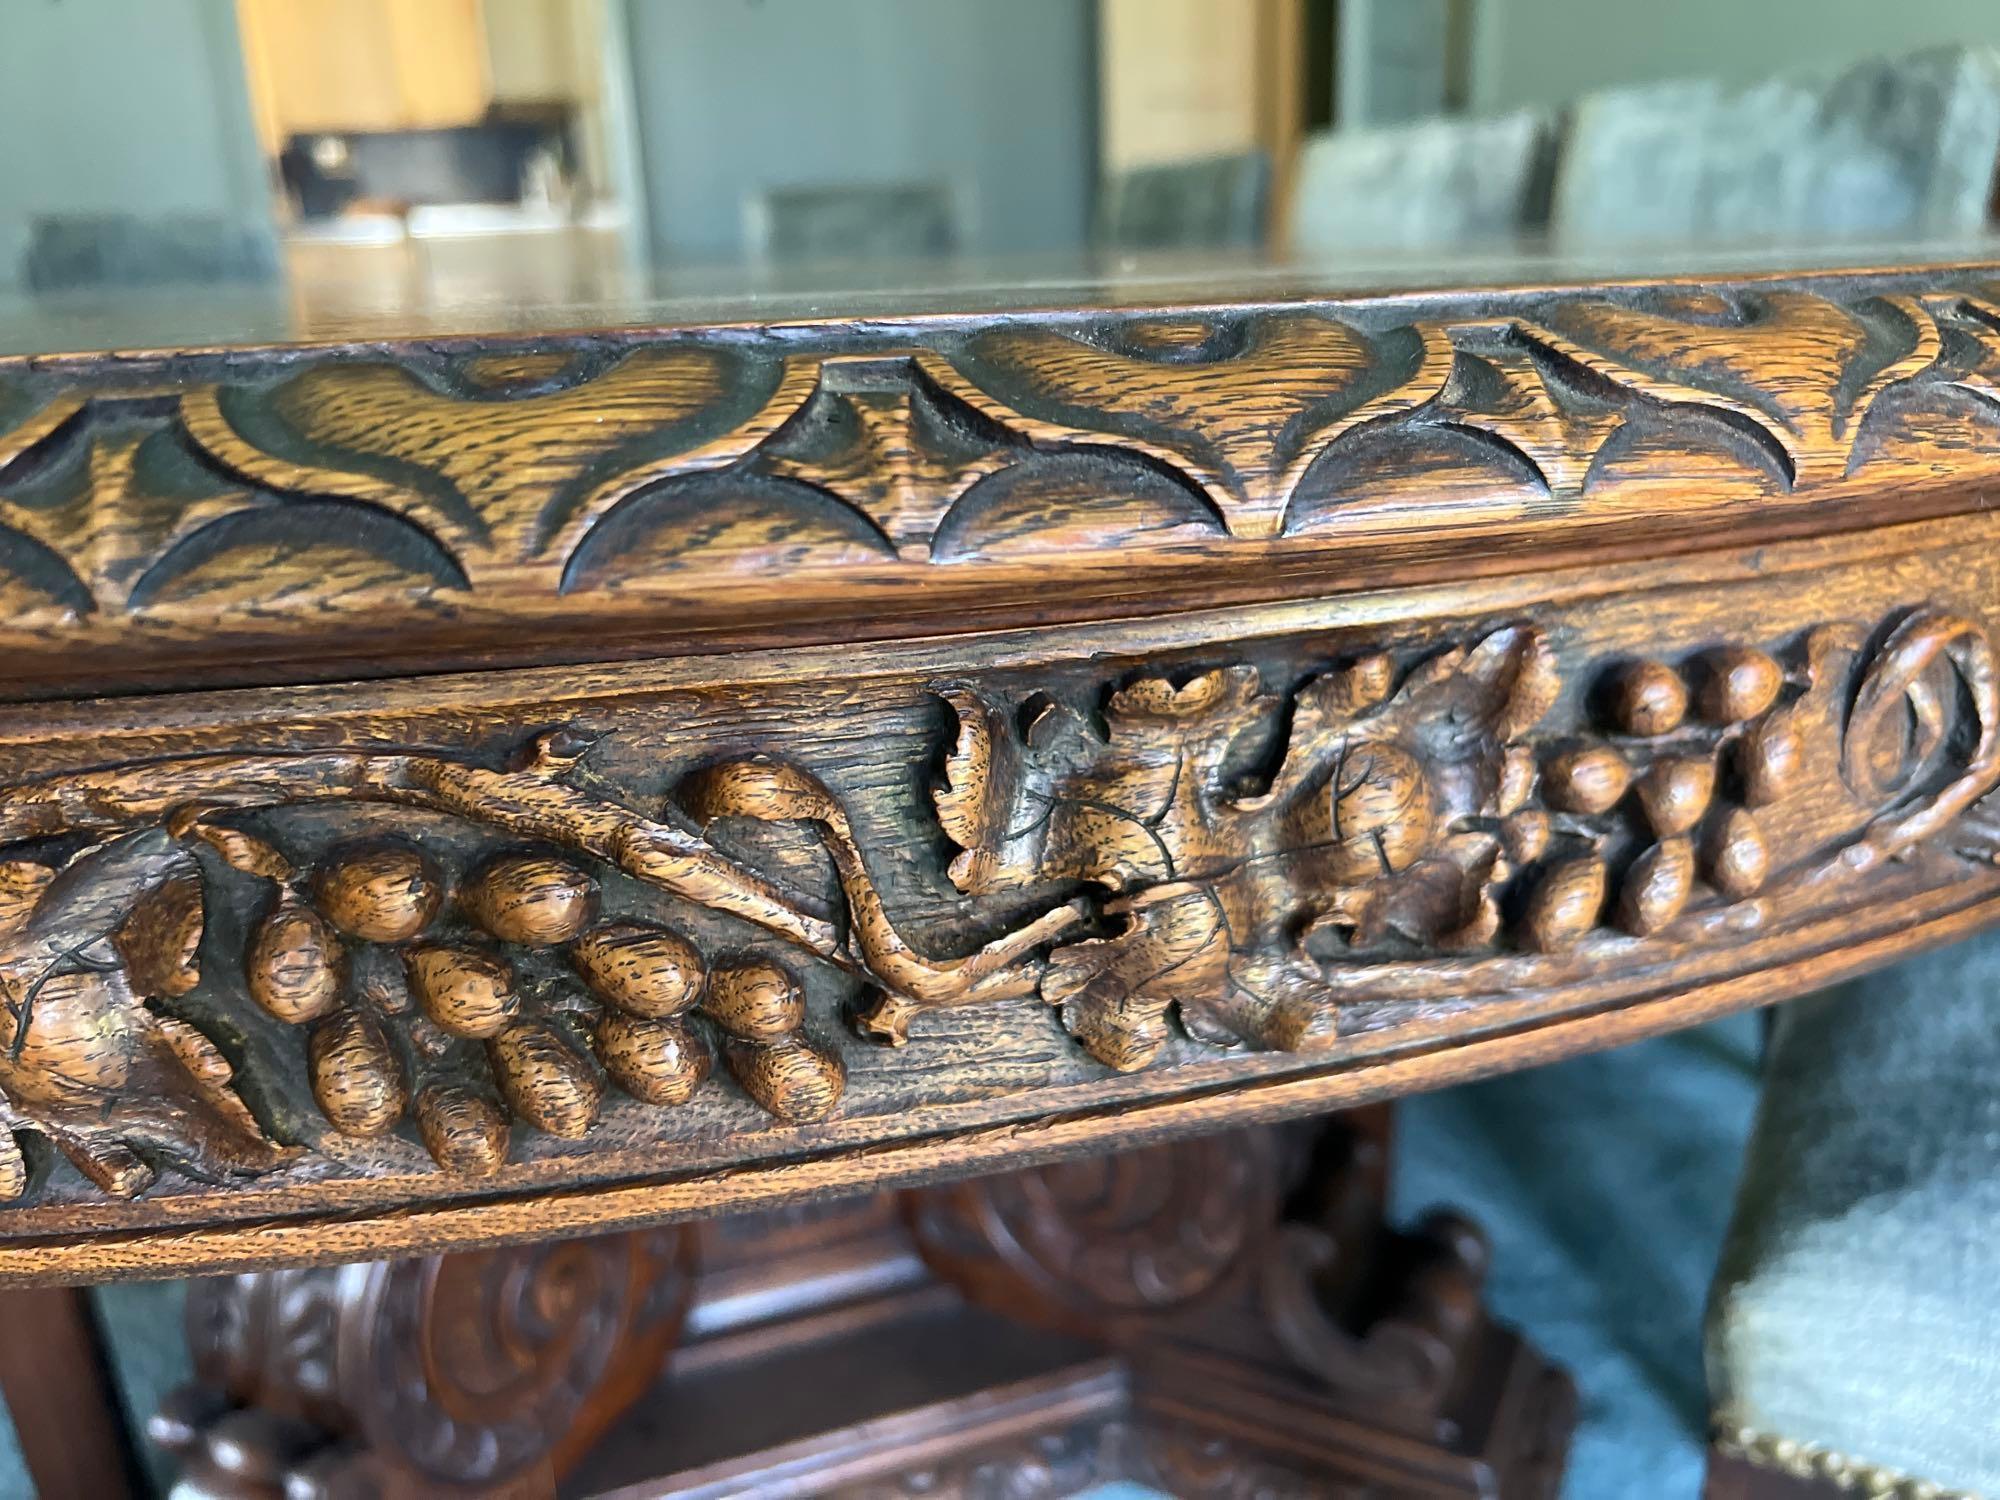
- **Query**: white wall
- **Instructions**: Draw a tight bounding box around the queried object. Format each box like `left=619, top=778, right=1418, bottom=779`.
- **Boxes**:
left=1469, top=0, right=2000, bottom=114
left=620, top=0, right=1096, bottom=263
left=0, top=0, right=274, bottom=291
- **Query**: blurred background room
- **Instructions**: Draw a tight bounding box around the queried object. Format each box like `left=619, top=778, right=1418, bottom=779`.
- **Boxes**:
left=7, top=4, right=2000, bottom=1497
left=9, top=0, right=2000, bottom=331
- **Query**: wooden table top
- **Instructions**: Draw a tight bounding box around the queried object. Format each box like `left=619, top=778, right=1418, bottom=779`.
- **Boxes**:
left=1, top=245, right=1996, bottom=1284
left=6, top=243, right=2000, bottom=695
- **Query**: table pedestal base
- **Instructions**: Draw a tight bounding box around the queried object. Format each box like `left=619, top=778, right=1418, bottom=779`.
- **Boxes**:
left=154, top=1114, right=1573, bottom=1498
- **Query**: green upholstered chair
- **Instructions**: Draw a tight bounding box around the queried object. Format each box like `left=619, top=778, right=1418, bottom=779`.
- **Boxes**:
left=1289, top=107, right=1555, bottom=256
left=1705, top=932, right=2000, bottom=1499
left=1554, top=45, right=2000, bottom=252
left=1094, top=150, right=1271, bottom=252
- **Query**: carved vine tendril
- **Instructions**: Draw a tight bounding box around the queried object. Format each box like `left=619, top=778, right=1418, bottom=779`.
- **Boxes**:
left=0, top=728, right=1073, bottom=1195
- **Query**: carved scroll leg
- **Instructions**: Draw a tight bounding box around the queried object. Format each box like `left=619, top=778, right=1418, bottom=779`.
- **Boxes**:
left=906, top=1117, right=1576, bottom=1496
left=1261, top=1210, right=1490, bottom=1407
left=155, top=1229, right=696, bottom=1500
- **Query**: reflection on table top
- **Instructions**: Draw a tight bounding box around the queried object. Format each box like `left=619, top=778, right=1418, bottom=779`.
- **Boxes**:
left=5, top=234, right=2000, bottom=358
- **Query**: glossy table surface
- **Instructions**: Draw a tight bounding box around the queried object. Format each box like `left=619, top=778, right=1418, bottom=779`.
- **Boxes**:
left=7, top=234, right=1998, bottom=355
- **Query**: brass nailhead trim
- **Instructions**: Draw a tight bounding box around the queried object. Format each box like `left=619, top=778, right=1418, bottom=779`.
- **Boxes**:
left=1715, top=1422, right=1978, bottom=1500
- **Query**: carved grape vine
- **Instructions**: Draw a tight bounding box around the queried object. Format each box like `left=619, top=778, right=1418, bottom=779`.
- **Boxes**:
left=0, top=731, right=963, bottom=1197
left=0, top=608, right=1991, bottom=1200
left=218, top=826, right=846, bottom=1178
left=894, top=607, right=2000, bottom=1072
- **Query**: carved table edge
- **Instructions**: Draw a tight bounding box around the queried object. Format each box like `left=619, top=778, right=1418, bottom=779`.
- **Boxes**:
left=0, top=505, right=1988, bottom=737
left=2, top=887, right=1989, bottom=1289
left=6, top=261, right=2000, bottom=693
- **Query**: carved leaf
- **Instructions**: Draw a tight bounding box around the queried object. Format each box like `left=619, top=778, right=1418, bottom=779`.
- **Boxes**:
left=990, top=629, right=1557, bottom=1067
left=152, top=1015, right=274, bottom=1151
left=931, top=686, right=1108, bottom=893
left=935, top=666, right=1278, bottom=901
left=1039, top=884, right=1228, bottom=1072
left=933, top=687, right=1013, bottom=893
left=0, top=1129, right=24, bottom=1200
left=0, top=833, right=290, bottom=1196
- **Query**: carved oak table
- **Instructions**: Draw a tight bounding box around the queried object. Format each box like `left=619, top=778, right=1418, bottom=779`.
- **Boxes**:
left=1, top=254, right=1996, bottom=1497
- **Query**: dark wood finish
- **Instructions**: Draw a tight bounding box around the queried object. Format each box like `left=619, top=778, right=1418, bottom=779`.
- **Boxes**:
left=151, top=1226, right=696, bottom=1498
left=0, top=257, right=1995, bottom=1283
left=0, top=524, right=1994, bottom=1280
left=154, top=1117, right=1574, bottom=1498
left=0, top=1286, right=143, bottom=1499
left=0, top=266, right=1996, bottom=697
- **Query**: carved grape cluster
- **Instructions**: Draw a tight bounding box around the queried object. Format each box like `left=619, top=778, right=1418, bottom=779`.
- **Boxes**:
left=1525, top=647, right=1786, bottom=949
left=231, top=836, right=844, bottom=1177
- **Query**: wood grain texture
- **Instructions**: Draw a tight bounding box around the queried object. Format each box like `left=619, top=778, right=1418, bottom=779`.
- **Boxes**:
left=1, top=266, right=1999, bottom=694
left=0, top=504, right=1995, bottom=1281
left=2, top=261, right=2000, bottom=1283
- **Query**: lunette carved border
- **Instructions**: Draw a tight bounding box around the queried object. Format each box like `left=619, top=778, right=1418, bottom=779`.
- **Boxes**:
left=5, top=272, right=2000, bottom=679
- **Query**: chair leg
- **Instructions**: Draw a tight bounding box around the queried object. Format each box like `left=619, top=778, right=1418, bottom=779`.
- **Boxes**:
left=0, top=1286, right=143, bottom=1500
